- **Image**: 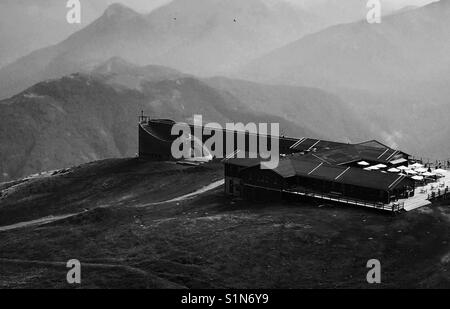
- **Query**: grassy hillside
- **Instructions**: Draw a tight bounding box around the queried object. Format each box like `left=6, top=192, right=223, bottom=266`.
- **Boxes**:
left=0, top=158, right=449, bottom=288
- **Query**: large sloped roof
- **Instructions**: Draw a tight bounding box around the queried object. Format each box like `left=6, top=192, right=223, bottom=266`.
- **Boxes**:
left=289, top=138, right=348, bottom=152
left=336, top=168, right=409, bottom=191
left=287, top=136, right=409, bottom=165
left=290, top=157, right=411, bottom=191
left=357, top=140, right=390, bottom=149
left=302, top=143, right=408, bottom=165
left=229, top=156, right=413, bottom=191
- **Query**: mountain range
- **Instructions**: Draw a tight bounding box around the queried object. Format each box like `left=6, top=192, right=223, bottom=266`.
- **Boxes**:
left=2, top=0, right=395, bottom=72
left=2, top=0, right=416, bottom=100
left=1, top=0, right=449, bottom=180
left=240, top=0, right=450, bottom=93
left=0, top=0, right=322, bottom=100
left=0, top=58, right=367, bottom=181
left=239, top=0, right=450, bottom=159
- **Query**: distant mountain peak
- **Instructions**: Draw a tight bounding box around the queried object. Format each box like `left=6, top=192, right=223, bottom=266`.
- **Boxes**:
left=94, top=57, right=139, bottom=74
left=103, top=3, right=140, bottom=19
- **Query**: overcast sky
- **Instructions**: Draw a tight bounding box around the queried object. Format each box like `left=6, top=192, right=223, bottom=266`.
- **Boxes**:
left=0, top=0, right=440, bottom=68
left=114, top=0, right=438, bottom=13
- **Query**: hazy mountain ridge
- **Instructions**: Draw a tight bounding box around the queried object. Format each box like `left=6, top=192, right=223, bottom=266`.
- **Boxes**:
left=1, top=60, right=333, bottom=181
left=240, top=0, right=450, bottom=91
left=0, top=0, right=322, bottom=100
left=0, top=0, right=116, bottom=69
left=204, top=77, right=371, bottom=142
left=0, top=74, right=142, bottom=182
left=238, top=0, right=450, bottom=159
left=2, top=0, right=405, bottom=70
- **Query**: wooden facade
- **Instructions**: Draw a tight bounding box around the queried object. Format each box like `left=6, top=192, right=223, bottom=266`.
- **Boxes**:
left=225, top=161, right=415, bottom=206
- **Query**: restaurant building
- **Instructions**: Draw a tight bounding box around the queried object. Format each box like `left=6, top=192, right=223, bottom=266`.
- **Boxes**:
left=224, top=142, right=414, bottom=212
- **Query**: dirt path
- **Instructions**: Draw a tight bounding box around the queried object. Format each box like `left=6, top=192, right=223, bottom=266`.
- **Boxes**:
left=0, top=179, right=224, bottom=233
left=0, top=258, right=186, bottom=289
left=136, top=179, right=224, bottom=207
left=0, top=213, right=84, bottom=232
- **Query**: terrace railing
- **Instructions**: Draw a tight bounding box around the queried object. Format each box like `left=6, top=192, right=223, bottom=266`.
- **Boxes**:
left=138, top=115, right=150, bottom=123
left=427, top=186, right=449, bottom=200
left=284, top=187, right=403, bottom=212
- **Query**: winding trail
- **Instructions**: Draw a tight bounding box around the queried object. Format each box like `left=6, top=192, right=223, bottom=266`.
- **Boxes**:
left=136, top=179, right=224, bottom=208
left=0, top=179, right=224, bottom=233
left=0, top=213, right=85, bottom=233
left=0, top=258, right=186, bottom=289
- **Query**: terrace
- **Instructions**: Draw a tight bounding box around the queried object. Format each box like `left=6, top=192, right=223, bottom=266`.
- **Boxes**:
left=282, top=186, right=405, bottom=212
left=400, top=168, right=450, bottom=211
